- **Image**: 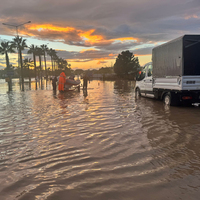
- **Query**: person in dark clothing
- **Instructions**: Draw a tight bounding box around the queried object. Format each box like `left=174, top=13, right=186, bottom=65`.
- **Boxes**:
left=52, top=76, right=58, bottom=90
left=83, top=74, right=89, bottom=90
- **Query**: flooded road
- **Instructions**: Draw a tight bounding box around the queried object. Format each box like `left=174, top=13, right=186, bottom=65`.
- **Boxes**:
left=0, top=79, right=200, bottom=200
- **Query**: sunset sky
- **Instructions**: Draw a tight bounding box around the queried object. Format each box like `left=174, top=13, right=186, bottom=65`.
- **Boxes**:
left=0, top=0, right=200, bottom=70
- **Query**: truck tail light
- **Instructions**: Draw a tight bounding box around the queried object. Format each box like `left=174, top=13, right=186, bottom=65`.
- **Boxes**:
left=182, top=96, right=192, bottom=100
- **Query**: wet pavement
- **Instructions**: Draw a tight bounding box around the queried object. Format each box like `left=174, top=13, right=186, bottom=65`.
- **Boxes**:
left=0, top=79, right=200, bottom=200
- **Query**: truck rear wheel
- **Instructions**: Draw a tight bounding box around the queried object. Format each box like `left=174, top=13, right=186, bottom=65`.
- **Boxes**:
left=163, top=92, right=180, bottom=106
left=163, top=93, right=171, bottom=105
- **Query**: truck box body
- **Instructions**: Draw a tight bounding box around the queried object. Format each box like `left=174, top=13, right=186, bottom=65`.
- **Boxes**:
left=152, top=35, right=200, bottom=91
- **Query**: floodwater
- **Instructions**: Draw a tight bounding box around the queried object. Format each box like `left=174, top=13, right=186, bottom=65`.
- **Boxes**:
left=0, top=79, right=200, bottom=200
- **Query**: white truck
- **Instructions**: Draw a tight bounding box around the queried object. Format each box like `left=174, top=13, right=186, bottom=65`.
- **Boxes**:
left=135, top=35, right=200, bottom=106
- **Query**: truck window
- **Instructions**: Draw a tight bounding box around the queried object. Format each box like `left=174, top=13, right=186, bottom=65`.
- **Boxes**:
left=136, top=66, right=146, bottom=81
left=140, top=66, right=147, bottom=80
left=147, top=64, right=152, bottom=77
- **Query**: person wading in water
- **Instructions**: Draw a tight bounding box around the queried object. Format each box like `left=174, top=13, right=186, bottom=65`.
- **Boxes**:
left=58, top=71, right=66, bottom=92
left=52, top=76, right=58, bottom=91
left=83, top=73, right=89, bottom=90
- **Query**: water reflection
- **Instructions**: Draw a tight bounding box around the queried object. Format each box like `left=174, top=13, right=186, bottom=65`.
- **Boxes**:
left=135, top=97, right=200, bottom=188
left=83, top=89, right=88, bottom=98
left=0, top=80, right=200, bottom=200
left=114, top=80, right=135, bottom=94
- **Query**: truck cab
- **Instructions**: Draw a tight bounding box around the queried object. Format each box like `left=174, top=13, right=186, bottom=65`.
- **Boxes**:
left=135, top=62, right=154, bottom=98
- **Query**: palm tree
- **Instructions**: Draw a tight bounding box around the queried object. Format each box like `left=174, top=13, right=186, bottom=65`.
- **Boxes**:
left=67, top=63, right=72, bottom=76
left=28, top=44, right=38, bottom=89
left=35, top=47, right=43, bottom=87
left=23, top=58, right=33, bottom=89
left=41, top=44, right=49, bottom=84
left=47, top=48, right=57, bottom=75
left=53, top=54, right=59, bottom=72
left=63, top=59, right=68, bottom=73
left=57, top=57, right=64, bottom=70
left=12, top=36, right=27, bottom=91
left=0, top=41, right=15, bottom=91
left=57, top=58, right=69, bottom=75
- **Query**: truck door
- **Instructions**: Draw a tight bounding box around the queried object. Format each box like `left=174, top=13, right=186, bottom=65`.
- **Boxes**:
left=139, top=65, right=148, bottom=96
left=144, top=63, right=153, bottom=93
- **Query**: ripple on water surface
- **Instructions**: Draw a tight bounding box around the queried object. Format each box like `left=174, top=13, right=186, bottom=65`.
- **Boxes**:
left=0, top=80, right=200, bottom=200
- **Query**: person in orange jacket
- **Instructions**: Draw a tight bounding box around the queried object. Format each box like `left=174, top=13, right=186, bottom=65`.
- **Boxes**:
left=58, top=71, right=66, bottom=92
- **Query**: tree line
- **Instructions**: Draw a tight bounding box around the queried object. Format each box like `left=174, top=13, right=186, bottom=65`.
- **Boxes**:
left=0, top=36, right=141, bottom=92
left=0, top=36, right=71, bottom=91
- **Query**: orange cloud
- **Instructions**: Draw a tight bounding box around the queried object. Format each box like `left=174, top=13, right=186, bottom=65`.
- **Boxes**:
left=79, top=29, right=104, bottom=42
left=112, top=37, right=138, bottom=42
left=20, top=23, right=140, bottom=49
left=29, top=24, right=75, bottom=32
left=109, top=53, right=115, bottom=57
left=28, top=24, right=107, bottom=45
left=80, top=48, right=96, bottom=53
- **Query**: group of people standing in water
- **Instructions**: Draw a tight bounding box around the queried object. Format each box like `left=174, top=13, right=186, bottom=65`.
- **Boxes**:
left=52, top=71, right=89, bottom=92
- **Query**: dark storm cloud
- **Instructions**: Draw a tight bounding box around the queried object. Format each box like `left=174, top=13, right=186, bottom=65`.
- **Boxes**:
left=1, top=0, right=200, bottom=59
left=28, top=29, right=83, bottom=44
left=56, top=49, right=116, bottom=61
left=132, top=47, right=153, bottom=55
left=97, top=41, right=140, bottom=52
left=22, top=48, right=115, bottom=63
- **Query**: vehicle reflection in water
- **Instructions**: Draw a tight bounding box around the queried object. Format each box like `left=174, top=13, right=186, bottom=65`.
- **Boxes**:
left=135, top=96, right=200, bottom=199
left=0, top=80, right=200, bottom=200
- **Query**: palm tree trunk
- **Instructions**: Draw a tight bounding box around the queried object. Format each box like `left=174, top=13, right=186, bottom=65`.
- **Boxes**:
left=51, top=56, right=53, bottom=74
left=28, top=66, right=31, bottom=89
left=19, top=49, right=24, bottom=91
left=39, top=55, right=42, bottom=88
left=44, top=54, right=47, bottom=87
left=33, top=53, right=37, bottom=90
left=5, top=52, right=12, bottom=91
left=53, top=60, right=56, bottom=75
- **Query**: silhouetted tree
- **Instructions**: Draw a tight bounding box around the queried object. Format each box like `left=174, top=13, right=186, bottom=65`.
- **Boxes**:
left=28, top=44, right=38, bottom=89
left=12, top=36, right=27, bottom=91
left=41, top=44, right=49, bottom=82
left=63, top=59, right=68, bottom=73
left=0, top=41, right=15, bottom=91
left=57, top=57, right=64, bottom=70
left=47, top=48, right=54, bottom=73
left=99, top=67, right=113, bottom=74
left=35, top=47, right=43, bottom=86
left=47, top=48, right=56, bottom=73
left=23, top=58, right=33, bottom=88
left=114, top=50, right=140, bottom=77
left=74, top=69, right=84, bottom=75
left=53, top=54, right=59, bottom=71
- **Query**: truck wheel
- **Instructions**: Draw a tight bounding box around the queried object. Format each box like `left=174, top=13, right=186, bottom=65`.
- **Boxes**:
left=135, top=88, right=141, bottom=99
left=163, top=93, right=171, bottom=105
left=163, top=92, right=180, bottom=106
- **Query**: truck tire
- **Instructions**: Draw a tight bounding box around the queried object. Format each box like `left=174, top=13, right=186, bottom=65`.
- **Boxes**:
left=163, top=93, right=171, bottom=105
left=135, top=88, right=141, bottom=99
left=163, top=92, right=180, bottom=106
